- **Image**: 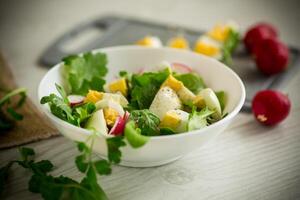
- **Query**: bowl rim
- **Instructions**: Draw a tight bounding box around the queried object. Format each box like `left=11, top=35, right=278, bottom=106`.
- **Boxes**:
left=38, top=45, right=246, bottom=141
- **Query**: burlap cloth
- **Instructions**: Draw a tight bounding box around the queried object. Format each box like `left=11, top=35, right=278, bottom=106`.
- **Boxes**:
left=0, top=53, right=58, bottom=149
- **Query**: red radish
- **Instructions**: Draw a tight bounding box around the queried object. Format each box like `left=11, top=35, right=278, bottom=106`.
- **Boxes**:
left=244, top=23, right=277, bottom=53
left=255, top=23, right=277, bottom=37
left=252, top=90, right=291, bottom=126
left=123, top=111, right=130, bottom=122
left=171, top=62, right=193, bottom=73
left=254, top=37, right=289, bottom=75
left=68, top=95, right=85, bottom=107
left=109, top=116, right=126, bottom=135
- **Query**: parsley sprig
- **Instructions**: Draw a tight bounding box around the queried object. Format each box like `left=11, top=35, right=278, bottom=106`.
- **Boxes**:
left=40, top=84, right=96, bottom=127
left=0, top=132, right=126, bottom=200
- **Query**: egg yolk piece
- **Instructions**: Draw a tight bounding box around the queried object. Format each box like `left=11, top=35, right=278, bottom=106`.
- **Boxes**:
left=160, top=112, right=181, bottom=129
left=103, top=107, right=119, bottom=126
left=194, top=41, right=220, bottom=57
left=135, top=36, right=162, bottom=47
left=168, top=36, right=189, bottom=49
left=136, top=37, right=153, bottom=46
left=108, top=78, right=128, bottom=96
left=161, top=75, right=184, bottom=92
left=85, top=90, right=103, bottom=103
left=208, top=24, right=230, bottom=42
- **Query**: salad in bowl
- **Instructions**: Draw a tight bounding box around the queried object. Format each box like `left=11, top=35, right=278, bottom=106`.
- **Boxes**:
left=38, top=46, right=245, bottom=167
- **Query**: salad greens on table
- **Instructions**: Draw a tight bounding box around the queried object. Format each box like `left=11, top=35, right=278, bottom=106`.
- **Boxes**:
left=1, top=51, right=227, bottom=200
left=41, top=51, right=227, bottom=145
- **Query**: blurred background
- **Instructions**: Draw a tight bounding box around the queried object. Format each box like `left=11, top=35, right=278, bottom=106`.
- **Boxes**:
left=0, top=0, right=300, bottom=104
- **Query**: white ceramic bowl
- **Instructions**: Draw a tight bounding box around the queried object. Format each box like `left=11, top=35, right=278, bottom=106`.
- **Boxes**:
left=38, top=46, right=245, bottom=167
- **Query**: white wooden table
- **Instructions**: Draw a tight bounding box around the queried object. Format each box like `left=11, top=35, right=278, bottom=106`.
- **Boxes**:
left=1, top=0, right=300, bottom=199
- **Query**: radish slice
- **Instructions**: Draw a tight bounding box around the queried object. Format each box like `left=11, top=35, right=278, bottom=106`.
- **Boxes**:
left=171, top=62, right=193, bottom=73
left=68, top=95, right=85, bottom=107
left=137, top=68, right=145, bottom=74
left=109, top=116, right=126, bottom=135
left=123, top=111, right=130, bottom=122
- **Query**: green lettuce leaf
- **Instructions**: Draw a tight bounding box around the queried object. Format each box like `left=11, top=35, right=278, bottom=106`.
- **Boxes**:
left=187, top=107, right=215, bottom=131
left=174, top=73, right=206, bottom=94
left=215, top=91, right=226, bottom=112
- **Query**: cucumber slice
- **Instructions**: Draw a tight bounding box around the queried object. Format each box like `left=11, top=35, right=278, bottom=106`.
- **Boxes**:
left=124, top=121, right=149, bottom=148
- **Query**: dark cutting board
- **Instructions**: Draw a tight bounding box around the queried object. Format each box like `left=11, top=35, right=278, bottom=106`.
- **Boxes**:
left=39, top=15, right=300, bottom=112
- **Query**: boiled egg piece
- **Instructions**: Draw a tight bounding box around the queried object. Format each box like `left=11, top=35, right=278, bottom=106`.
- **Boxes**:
left=95, top=99, right=125, bottom=126
left=167, top=36, right=189, bottom=49
left=161, top=75, right=184, bottom=92
left=102, top=92, right=128, bottom=107
left=85, top=90, right=128, bottom=107
left=149, top=86, right=182, bottom=120
left=194, top=36, right=222, bottom=59
left=103, top=107, right=120, bottom=127
left=161, top=75, right=196, bottom=104
left=85, top=90, right=103, bottom=103
left=198, top=88, right=221, bottom=119
left=208, top=21, right=239, bottom=42
left=177, top=86, right=196, bottom=105
left=107, top=78, right=128, bottom=96
left=136, top=36, right=162, bottom=48
left=160, top=109, right=189, bottom=133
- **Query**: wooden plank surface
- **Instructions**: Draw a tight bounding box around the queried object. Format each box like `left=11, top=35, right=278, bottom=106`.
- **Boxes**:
left=1, top=0, right=300, bottom=200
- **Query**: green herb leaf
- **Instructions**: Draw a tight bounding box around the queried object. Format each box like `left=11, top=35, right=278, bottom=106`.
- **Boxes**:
left=41, top=84, right=96, bottom=126
left=0, top=88, right=27, bottom=131
left=0, top=161, right=14, bottom=196
left=77, top=142, right=89, bottom=152
left=0, top=88, right=27, bottom=107
left=159, top=127, right=176, bottom=135
left=174, top=73, right=206, bottom=94
left=93, top=160, right=111, bottom=175
left=40, top=93, right=74, bottom=124
left=130, top=109, right=160, bottom=136
left=221, top=29, right=240, bottom=65
left=119, top=70, right=132, bottom=81
left=55, top=83, right=69, bottom=104
left=80, top=177, right=109, bottom=200
left=106, top=136, right=126, bottom=164
left=6, top=107, right=23, bottom=120
left=1, top=133, right=128, bottom=200
left=63, top=52, right=108, bottom=95
left=1, top=145, right=110, bottom=200
left=75, top=154, right=88, bottom=173
left=187, top=107, right=215, bottom=131
left=72, top=102, right=96, bottom=126
left=128, top=68, right=170, bottom=110
left=19, top=147, right=35, bottom=160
